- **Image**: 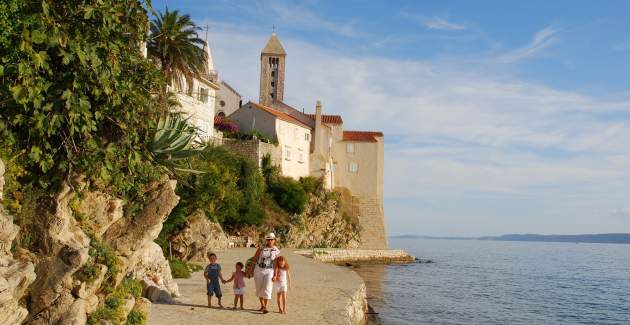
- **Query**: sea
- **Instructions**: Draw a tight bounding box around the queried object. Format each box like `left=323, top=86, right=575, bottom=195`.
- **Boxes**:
left=356, top=238, right=630, bottom=325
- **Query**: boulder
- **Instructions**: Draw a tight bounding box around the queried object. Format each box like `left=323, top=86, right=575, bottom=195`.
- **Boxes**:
left=142, top=279, right=174, bottom=304
left=132, top=297, right=152, bottom=318
left=169, top=209, right=230, bottom=262
left=131, top=242, right=179, bottom=297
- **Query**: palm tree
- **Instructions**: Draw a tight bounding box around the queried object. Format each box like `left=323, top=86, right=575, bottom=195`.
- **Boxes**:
left=148, top=9, right=206, bottom=93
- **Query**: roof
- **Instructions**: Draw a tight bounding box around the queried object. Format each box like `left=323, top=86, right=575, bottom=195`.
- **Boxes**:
left=220, top=80, right=241, bottom=97
left=306, top=114, right=343, bottom=124
left=261, top=32, right=286, bottom=56
left=342, top=131, right=384, bottom=142
left=248, top=102, right=311, bottom=129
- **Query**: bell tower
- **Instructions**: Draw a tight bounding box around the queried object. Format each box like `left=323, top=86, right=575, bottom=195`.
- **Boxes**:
left=259, top=32, right=286, bottom=106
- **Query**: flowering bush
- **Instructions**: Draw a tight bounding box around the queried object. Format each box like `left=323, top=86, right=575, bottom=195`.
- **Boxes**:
left=214, top=118, right=240, bottom=134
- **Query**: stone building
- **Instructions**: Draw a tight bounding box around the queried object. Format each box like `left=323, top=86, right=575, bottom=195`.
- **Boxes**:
left=228, top=32, right=388, bottom=249
left=229, top=101, right=312, bottom=179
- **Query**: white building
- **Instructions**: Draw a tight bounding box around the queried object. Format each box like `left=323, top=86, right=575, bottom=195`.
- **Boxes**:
left=172, top=38, right=219, bottom=141
left=229, top=101, right=312, bottom=179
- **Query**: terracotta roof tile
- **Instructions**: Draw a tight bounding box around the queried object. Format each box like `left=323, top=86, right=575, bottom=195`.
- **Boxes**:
left=342, top=131, right=384, bottom=142
left=248, top=102, right=311, bottom=129
left=306, top=114, right=343, bottom=124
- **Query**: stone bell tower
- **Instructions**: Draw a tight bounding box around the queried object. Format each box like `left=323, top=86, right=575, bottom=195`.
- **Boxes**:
left=259, top=32, right=286, bottom=106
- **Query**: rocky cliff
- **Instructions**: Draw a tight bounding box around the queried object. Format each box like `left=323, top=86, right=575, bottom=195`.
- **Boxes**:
left=284, top=192, right=361, bottom=249
left=0, top=157, right=182, bottom=324
left=0, top=159, right=37, bottom=324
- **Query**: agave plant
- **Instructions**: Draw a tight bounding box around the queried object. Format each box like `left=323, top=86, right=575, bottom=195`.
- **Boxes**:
left=149, top=113, right=205, bottom=173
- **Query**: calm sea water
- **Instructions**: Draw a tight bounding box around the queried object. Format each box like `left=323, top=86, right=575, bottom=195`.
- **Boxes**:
left=356, top=238, right=630, bottom=325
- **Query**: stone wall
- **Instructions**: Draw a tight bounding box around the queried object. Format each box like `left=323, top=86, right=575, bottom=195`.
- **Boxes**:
left=338, top=188, right=388, bottom=249
left=221, top=138, right=281, bottom=168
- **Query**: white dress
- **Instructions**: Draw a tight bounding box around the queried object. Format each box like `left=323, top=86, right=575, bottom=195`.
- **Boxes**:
left=274, top=269, right=288, bottom=293
left=254, top=246, right=280, bottom=299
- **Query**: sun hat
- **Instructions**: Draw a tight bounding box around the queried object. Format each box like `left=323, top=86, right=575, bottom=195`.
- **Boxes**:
left=265, top=232, right=277, bottom=240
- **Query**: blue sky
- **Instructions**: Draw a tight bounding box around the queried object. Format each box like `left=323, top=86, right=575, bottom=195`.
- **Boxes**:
left=152, top=0, right=630, bottom=236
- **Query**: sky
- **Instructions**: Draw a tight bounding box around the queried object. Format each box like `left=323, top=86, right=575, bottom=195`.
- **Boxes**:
left=152, top=0, right=630, bottom=237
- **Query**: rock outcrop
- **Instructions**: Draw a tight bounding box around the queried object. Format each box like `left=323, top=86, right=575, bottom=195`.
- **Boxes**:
left=102, top=177, right=181, bottom=298
left=0, top=160, right=37, bottom=325
left=19, top=174, right=180, bottom=324
left=169, top=209, right=230, bottom=262
left=284, top=193, right=361, bottom=249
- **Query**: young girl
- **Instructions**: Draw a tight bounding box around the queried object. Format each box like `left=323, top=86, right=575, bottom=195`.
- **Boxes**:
left=273, top=256, right=291, bottom=314
left=223, top=262, right=246, bottom=309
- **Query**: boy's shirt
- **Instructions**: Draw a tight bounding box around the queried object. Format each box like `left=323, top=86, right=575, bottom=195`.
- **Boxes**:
left=205, top=263, right=221, bottom=281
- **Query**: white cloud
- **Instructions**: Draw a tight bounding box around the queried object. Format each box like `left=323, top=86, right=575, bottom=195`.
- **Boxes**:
left=207, top=25, right=630, bottom=235
left=401, top=13, right=466, bottom=31
left=423, top=16, right=466, bottom=31
left=496, top=26, right=559, bottom=63
left=267, top=3, right=357, bottom=37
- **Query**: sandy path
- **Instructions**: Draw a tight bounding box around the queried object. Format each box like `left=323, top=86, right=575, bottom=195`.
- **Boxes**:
left=148, top=248, right=364, bottom=325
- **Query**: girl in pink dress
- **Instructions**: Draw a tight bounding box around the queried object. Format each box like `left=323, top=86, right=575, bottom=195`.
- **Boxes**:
left=224, top=261, right=247, bottom=309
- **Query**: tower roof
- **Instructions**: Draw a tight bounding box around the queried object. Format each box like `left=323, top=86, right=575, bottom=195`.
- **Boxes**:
left=202, top=38, right=217, bottom=81
left=261, top=32, right=286, bottom=56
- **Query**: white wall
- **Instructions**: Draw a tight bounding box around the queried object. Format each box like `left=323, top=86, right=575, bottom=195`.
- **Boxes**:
left=276, top=119, right=311, bottom=179
left=176, top=78, right=216, bottom=141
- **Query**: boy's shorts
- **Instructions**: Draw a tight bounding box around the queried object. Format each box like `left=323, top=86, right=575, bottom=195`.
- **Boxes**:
left=233, top=287, right=245, bottom=295
left=207, top=281, right=222, bottom=297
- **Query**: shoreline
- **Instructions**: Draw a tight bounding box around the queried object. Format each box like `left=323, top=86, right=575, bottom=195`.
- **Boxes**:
left=148, top=248, right=368, bottom=324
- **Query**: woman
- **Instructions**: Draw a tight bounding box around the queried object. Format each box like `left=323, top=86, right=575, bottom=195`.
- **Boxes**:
left=252, top=232, right=280, bottom=314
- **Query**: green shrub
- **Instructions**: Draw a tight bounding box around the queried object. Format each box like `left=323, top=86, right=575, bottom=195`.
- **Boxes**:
left=169, top=146, right=266, bottom=230
left=299, top=176, right=323, bottom=195
left=89, top=238, right=121, bottom=293
left=125, top=310, right=146, bottom=325
left=119, top=278, right=143, bottom=299
left=0, top=0, right=164, bottom=196
left=87, top=276, right=145, bottom=325
left=269, top=177, right=308, bottom=214
left=169, top=259, right=191, bottom=278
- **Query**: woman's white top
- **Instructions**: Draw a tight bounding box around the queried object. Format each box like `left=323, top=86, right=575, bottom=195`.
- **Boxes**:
left=257, top=246, right=280, bottom=269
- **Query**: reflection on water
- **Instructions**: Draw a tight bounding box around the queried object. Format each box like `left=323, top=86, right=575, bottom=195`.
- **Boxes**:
left=352, top=264, right=386, bottom=324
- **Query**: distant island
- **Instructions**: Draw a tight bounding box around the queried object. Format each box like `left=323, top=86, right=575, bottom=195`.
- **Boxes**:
left=391, top=233, right=630, bottom=244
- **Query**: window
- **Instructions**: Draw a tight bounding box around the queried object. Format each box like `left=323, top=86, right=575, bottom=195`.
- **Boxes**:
left=219, top=100, right=226, bottom=107
left=298, top=152, right=304, bottom=163
left=346, top=143, right=355, bottom=154
left=305, top=133, right=310, bottom=141
left=293, top=128, right=298, bottom=140
left=285, top=146, right=291, bottom=161
left=348, top=162, right=358, bottom=173
left=198, top=87, right=209, bottom=103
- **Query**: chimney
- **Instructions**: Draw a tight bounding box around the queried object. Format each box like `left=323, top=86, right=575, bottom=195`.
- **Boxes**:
left=313, top=100, right=323, bottom=153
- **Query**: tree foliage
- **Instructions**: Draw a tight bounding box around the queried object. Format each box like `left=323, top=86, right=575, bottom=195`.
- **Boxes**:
left=0, top=0, right=164, bottom=197
left=147, top=9, right=206, bottom=91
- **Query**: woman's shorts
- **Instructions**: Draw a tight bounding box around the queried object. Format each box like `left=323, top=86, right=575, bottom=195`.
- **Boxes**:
left=233, top=287, right=245, bottom=295
left=274, top=282, right=288, bottom=293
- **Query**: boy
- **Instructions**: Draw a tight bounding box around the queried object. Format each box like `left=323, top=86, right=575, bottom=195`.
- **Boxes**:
left=204, top=252, right=226, bottom=308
